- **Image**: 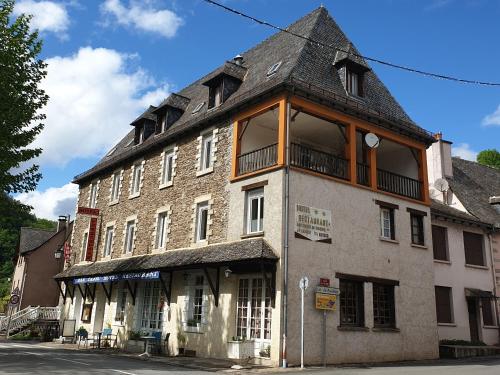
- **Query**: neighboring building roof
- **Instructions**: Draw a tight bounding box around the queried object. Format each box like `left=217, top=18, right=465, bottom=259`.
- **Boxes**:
left=447, top=158, right=500, bottom=225
left=430, top=199, right=490, bottom=228
left=54, top=238, right=278, bottom=280
left=74, top=7, right=434, bottom=184
left=19, top=227, right=57, bottom=255
left=130, top=105, right=157, bottom=126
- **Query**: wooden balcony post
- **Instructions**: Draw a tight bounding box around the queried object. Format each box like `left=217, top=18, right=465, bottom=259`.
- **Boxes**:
left=369, top=146, right=377, bottom=190
left=419, top=147, right=430, bottom=203
left=231, top=119, right=241, bottom=178
left=278, top=98, right=287, bottom=166
left=348, top=124, right=356, bottom=184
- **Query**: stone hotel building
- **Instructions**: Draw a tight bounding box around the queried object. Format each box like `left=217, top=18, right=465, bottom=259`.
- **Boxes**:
left=57, top=7, right=441, bottom=365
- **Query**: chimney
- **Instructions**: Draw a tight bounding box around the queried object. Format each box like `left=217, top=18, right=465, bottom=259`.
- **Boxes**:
left=427, top=132, right=453, bottom=184
left=233, top=54, right=243, bottom=66
left=489, top=196, right=500, bottom=215
left=57, top=215, right=67, bottom=232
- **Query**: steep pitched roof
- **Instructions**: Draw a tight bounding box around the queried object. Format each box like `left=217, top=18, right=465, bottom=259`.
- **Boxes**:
left=74, top=7, right=433, bottom=183
left=446, top=158, right=500, bottom=225
left=19, top=227, right=57, bottom=255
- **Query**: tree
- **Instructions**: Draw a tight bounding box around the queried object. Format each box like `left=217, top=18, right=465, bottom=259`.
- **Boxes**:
left=0, top=0, right=48, bottom=194
left=477, top=149, right=500, bottom=169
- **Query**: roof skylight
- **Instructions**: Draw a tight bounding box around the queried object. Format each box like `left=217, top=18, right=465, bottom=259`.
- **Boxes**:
left=106, top=147, right=117, bottom=157
left=266, top=61, right=282, bottom=77
left=192, top=102, right=205, bottom=114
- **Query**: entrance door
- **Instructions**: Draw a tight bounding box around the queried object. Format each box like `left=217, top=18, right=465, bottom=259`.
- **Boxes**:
left=467, top=298, right=479, bottom=342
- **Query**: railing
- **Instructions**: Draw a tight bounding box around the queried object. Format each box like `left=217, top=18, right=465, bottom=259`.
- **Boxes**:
left=0, top=306, right=60, bottom=333
left=357, top=163, right=370, bottom=186
left=377, top=169, right=422, bottom=200
left=290, top=143, right=349, bottom=180
left=237, top=143, right=278, bottom=175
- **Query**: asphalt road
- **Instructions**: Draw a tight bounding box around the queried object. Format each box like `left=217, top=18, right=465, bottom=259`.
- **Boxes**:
left=1, top=341, right=500, bottom=375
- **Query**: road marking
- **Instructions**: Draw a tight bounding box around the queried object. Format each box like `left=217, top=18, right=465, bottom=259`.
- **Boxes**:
left=111, top=370, right=137, bottom=375
left=54, top=357, right=90, bottom=365
left=22, top=351, right=44, bottom=356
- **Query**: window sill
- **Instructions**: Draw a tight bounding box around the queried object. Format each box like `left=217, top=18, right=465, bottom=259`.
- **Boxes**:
left=196, top=167, right=214, bottom=177
left=465, top=264, right=489, bottom=270
left=129, top=193, right=140, bottom=200
left=379, top=237, right=399, bottom=244
left=151, top=247, right=167, bottom=255
left=121, top=252, right=134, bottom=258
left=437, top=322, right=456, bottom=327
left=102, top=255, right=112, bottom=261
left=411, top=243, right=427, bottom=250
left=183, top=324, right=204, bottom=334
left=241, top=232, right=264, bottom=239
left=483, top=325, right=499, bottom=329
left=159, top=182, right=173, bottom=190
left=337, top=326, right=369, bottom=332
left=109, top=200, right=119, bottom=206
left=434, top=259, right=451, bottom=265
left=371, top=327, right=400, bottom=333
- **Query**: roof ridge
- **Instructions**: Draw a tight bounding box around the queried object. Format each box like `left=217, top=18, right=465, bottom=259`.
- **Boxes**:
left=452, top=156, right=500, bottom=174
left=21, top=226, right=57, bottom=232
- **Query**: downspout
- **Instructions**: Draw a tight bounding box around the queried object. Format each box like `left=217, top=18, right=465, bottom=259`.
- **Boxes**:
left=282, top=98, right=291, bottom=368
left=487, top=231, right=500, bottom=343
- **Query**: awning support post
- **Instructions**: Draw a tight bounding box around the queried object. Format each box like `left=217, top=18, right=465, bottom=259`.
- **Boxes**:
left=64, top=281, right=74, bottom=300
left=86, top=283, right=96, bottom=303
left=76, top=284, right=85, bottom=299
left=125, top=280, right=137, bottom=305
left=101, top=283, right=112, bottom=305
left=56, top=281, right=65, bottom=300
left=159, top=272, right=172, bottom=306
left=261, top=261, right=276, bottom=308
left=203, top=267, right=220, bottom=307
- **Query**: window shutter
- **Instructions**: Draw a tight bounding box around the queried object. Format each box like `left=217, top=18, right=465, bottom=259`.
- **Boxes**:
left=182, top=277, right=191, bottom=324
left=432, top=226, right=448, bottom=261
left=201, top=284, right=209, bottom=325
left=435, top=286, right=452, bottom=323
left=481, top=298, right=495, bottom=326
left=463, top=232, right=484, bottom=266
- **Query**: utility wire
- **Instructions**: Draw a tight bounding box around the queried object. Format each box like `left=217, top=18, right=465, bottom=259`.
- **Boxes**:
left=202, top=0, right=500, bottom=87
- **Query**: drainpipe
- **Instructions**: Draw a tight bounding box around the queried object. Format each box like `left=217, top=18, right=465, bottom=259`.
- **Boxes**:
left=282, top=98, right=291, bottom=368
left=487, top=231, right=500, bottom=343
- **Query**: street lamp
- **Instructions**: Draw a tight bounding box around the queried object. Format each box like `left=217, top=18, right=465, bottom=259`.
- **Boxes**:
left=54, top=247, right=63, bottom=259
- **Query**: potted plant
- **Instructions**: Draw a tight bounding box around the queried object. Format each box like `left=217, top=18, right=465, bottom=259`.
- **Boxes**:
left=227, top=336, right=254, bottom=360
left=259, top=345, right=271, bottom=358
left=177, top=332, right=187, bottom=356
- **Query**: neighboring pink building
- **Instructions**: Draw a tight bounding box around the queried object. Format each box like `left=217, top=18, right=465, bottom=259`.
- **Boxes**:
left=11, top=218, right=73, bottom=311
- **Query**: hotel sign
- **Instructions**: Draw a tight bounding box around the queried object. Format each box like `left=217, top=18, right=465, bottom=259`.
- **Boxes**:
left=295, top=204, right=332, bottom=243
left=73, top=271, right=160, bottom=284
left=315, top=286, right=339, bottom=311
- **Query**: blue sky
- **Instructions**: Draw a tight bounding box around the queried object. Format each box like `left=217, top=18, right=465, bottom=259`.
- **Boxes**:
left=13, top=0, right=500, bottom=219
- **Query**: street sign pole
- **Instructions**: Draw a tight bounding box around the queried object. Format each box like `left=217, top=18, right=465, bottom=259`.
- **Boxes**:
left=322, top=310, right=327, bottom=367
left=299, top=276, right=309, bottom=369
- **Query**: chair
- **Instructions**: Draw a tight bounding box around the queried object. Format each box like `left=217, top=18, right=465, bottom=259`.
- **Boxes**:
left=150, top=331, right=162, bottom=355
left=101, top=328, right=117, bottom=348
left=163, top=332, right=170, bottom=356
left=77, top=331, right=96, bottom=349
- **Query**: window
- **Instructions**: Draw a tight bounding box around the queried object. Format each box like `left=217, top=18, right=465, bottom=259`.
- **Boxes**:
left=192, top=276, right=204, bottom=323
left=161, top=149, right=175, bottom=186
left=81, top=231, right=89, bottom=261
left=184, top=274, right=206, bottom=330
left=192, top=102, right=205, bottom=114
left=432, top=225, right=448, bottom=261
left=380, top=207, right=395, bottom=240
left=130, top=162, right=142, bottom=196
left=481, top=298, right=495, bottom=326
left=138, top=126, right=145, bottom=144
left=267, top=61, right=282, bottom=77
left=200, top=133, right=213, bottom=172
left=89, top=182, right=98, bottom=208
left=236, top=278, right=272, bottom=340
left=124, top=220, right=136, bottom=254
left=463, top=231, right=485, bottom=266
left=139, top=281, right=163, bottom=330
left=373, top=284, right=396, bottom=328
left=115, top=288, right=127, bottom=324
left=435, top=286, right=453, bottom=324
left=155, top=212, right=168, bottom=249
left=339, top=279, right=364, bottom=327
left=81, top=302, right=93, bottom=323
left=410, top=213, right=424, bottom=245
left=196, top=202, right=209, bottom=242
left=159, top=113, right=167, bottom=133
left=103, top=226, right=114, bottom=257
left=346, top=69, right=361, bottom=97
left=246, top=188, right=264, bottom=234
left=110, top=171, right=121, bottom=202
left=209, top=83, right=223, bottom=109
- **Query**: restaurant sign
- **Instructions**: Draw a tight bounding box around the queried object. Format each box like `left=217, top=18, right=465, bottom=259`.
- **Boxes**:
left=73, top=271, right=160, bottom=284
left=315, top=286, right=340, bottom=311
left=295, top=204, right=332, bottom=243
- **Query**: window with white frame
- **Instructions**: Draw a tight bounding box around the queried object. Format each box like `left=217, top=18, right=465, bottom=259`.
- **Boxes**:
left=103, top=225, right=114, bottom=257
left=130, top=162, right=143, bottom=196
left=124, top=219, right=136, bottom=254
left=155, top=212, right=169, bottom=250
left=161, top=149, right=175, bottom=186
left=200, top=133, right=213, bottom=172
left=89, top=182, right=98, bottom=208
left=115, top=287, right=127, bottom=324
left=110, top=171, right=121, bottom=203
left=138, top=281, right=163, bottom=330
left=246, top=188, right=264, bottom=234
left=81, top=231, right=89, bottom=261
left=192, top=275, right=204, bottom=323
left=184, top=274, right=206, bottom=330
left=195, top=201, right=209, bottom=242
left=236, top=277, right=272, bottom=341
left=380, top=207, right=395, bottom=240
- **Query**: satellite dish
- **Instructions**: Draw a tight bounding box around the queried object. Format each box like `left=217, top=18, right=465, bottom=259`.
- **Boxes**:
left=434, top=178, right=449, bottom=192
left=365, top=133, right=380, bottom=148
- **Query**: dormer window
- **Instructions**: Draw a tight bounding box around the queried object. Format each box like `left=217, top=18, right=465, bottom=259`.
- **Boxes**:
left=208, top=80, right=223, bottom=109
left=159, top=113, right=167, bottom=133
left=345, top=68, right=363, bottom=97
left=138, top=126, right=145, bottom=143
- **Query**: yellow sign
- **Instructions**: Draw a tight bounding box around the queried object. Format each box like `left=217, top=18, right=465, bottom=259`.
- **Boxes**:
left=315, top=293, right=337, bottom=311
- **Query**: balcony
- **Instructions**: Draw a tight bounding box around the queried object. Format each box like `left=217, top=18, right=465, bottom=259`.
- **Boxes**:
left=377, top=169, right=422, bottom=200
left=291, top=143, right=348, bottom=180
left=237, top=143, right=278, bottom=175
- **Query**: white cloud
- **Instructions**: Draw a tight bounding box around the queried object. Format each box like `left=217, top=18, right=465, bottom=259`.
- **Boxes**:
left=482, top=105, right=500, bottom=127
left=16, top=183, right=78, bottom=220
left=13, top=0, right=69, bottom=37
left=101, top=0, right=183, bottom=38
left=34, top=46, right=170, bottom=166
left=452, top=143, right=478, bottom=161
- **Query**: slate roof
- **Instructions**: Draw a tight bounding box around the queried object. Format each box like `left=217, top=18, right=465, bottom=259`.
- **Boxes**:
left=445, top=158, right=500, bottom=225
left=19, top=227, right=57, bottom=255
left=430, top=199, right=490, bottom=227
left=54, top=238, right=278, bottom=280
left=74, top=7, right=434, bottom=183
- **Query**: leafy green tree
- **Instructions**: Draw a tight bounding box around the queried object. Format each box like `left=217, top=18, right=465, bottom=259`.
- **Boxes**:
left=0, top=0, right=48, bottom=194
left=477, top=149, right=500, bottom=169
